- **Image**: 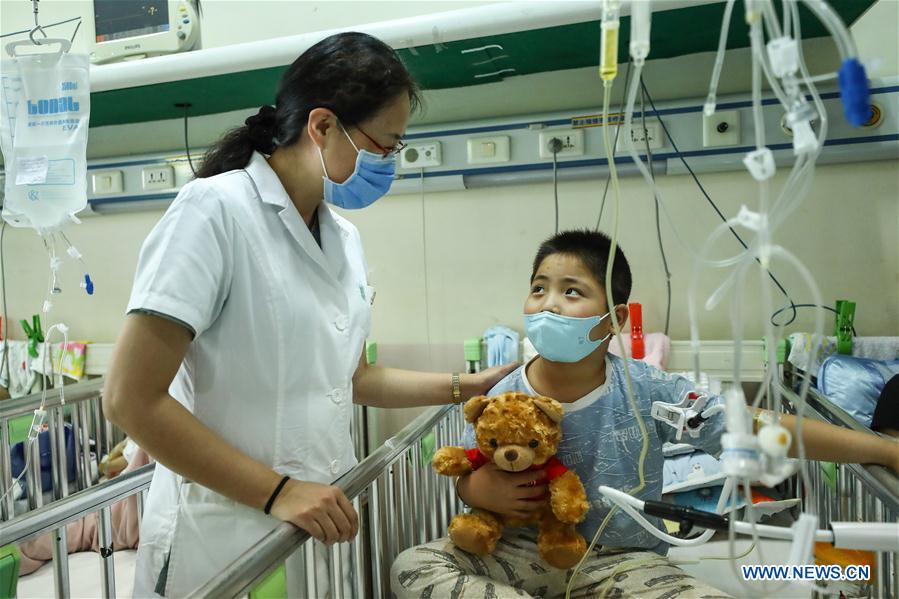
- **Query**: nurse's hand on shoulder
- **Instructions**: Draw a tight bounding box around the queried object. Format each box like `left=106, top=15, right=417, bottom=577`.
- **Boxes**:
left=464, top=363, right=520, bottom=398
left=270, top=480, right=358, bottom=545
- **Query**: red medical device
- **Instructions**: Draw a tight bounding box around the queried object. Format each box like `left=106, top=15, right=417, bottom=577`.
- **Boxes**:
left=629, top=303, right=644, bottom=360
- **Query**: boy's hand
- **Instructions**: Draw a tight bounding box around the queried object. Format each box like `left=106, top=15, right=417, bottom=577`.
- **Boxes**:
left=457, top=463, right=547, bottom=520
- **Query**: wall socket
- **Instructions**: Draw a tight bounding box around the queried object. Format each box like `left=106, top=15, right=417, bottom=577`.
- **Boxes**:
left=141, top=165, right=175, bottom=190
left=539, top=129, right=584, bottom=159
left=616, top=121, right=664, bottom=153
left=702, top=110, right=741, bottom=147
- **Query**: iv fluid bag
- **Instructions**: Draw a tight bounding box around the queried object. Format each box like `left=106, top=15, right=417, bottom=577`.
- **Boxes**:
left=1, top=50, right=90, bottom=232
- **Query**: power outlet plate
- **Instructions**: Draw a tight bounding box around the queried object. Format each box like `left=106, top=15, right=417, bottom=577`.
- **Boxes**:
left=616, top=121, right=664, bottom=154
left=703, top=110, right=741, bottom=147
left=400, top=142, right=442, bottom=169
left=467, top=135, right=511, bottom=164
left=141, top=165, right=175, bottom=190
left=91, top=170, right=123, bottom=195
left=539, top=129, right=584, bottom=159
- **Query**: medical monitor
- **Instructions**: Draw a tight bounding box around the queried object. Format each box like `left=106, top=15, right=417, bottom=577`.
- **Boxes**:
left=89, top=1, right=200, bottom=64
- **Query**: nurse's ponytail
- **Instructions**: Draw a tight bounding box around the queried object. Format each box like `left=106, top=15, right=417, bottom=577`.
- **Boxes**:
left=197, top=32, right=420, bottom=178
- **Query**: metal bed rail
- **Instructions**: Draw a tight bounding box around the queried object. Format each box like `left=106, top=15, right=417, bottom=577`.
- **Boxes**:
left=0, top=463, right=154, bottom=598
left=1, top=378, right=122, bottom=521
left=188, top=402, right=466, bottom=598
left=0, top=377, right=136, bottom=598
left=780, top=382, right=899, bottom=599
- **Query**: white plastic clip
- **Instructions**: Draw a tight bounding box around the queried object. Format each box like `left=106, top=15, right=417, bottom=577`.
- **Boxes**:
left=651, top=391, right=710, bottom=440
left=29, top=408, right=47, bottom=442
left=791, top=120, right=819, bottom=155
left=735, top=205, right=768, bottom=232
left=767, top=36, right=799, bottom=78
left=788, top=513, right=819, bottom=567
left=743, top=147, right=775, bottom=181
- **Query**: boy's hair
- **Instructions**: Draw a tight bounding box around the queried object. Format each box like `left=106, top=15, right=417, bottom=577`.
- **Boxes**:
left=531, top=230, right=632, bottom=306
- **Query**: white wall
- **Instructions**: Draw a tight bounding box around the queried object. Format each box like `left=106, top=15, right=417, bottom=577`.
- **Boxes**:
left=348, top=160, right=899, bottom=344
left=3, top=159, right=896, bottom=344
left=1, top=1, right=897, bottom=346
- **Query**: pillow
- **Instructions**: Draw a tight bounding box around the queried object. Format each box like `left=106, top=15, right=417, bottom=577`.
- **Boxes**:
left=663, top=451, right=726, bottom=494
left=817, top=355, right=899, bottom=428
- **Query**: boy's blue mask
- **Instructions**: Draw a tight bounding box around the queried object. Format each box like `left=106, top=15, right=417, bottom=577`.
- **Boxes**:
left=524, top=310, right=611, bottom=363
left=319, top=124, right=396, bottom=210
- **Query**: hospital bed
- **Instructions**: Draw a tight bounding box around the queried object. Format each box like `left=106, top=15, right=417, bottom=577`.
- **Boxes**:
left=779, top=367, right=899, bottom=598
left=0, top=379, right=151, bottom=597
left=0, top=379, right=465, bottom=598
left=185, top=367, right=899, bottom=598
left=2, top=362, right=897, bottom=598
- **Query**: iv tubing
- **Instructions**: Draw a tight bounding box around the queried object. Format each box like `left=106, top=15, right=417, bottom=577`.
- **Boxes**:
left=566, top=80, right=649, bottom=599
left=705, top=0, right=737, bottom=115
left=801, top=0, right=857, bottom=59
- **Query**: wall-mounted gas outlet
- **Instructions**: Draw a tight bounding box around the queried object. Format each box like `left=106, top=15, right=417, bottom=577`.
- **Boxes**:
left=616, top=121, right=664, bottom=153
left=539, top=129, right=584, bottom=159
left=141, top=165, right=175, bottom=190
left=400, top=142, right=442, bottom=169
left=702, top=110, right=741, bottom=147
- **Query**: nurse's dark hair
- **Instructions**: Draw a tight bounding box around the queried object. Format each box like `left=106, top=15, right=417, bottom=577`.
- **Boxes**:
left=531, top=230, right=632, bottom=306
left=197, top=32, right=420, bottom=178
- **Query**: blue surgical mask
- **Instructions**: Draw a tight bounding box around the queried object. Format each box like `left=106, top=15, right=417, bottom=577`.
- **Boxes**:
left=524, top=311, right=611, bottom=363
left=319, top=124, right=396, bottom=210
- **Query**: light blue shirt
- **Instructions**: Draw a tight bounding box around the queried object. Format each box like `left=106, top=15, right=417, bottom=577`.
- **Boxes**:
left=463, top=353, right=726, bottom=555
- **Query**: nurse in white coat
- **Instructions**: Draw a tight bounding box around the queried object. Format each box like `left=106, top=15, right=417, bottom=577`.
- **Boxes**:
left=103, top=32, right=514, bottom=597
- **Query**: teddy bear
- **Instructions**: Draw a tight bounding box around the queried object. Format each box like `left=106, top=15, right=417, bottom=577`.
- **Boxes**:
left=432, top=391, right=590, bottom=569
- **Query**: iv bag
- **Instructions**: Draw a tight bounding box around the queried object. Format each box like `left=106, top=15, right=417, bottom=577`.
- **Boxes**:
left=1, top=48, right=90, bottom=232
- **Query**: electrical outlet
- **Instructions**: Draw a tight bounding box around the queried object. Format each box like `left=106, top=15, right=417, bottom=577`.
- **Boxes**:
left=539, top=129, right=584, bottom=159
left=400, top=142, right=442, bottom=169
left=141, top=165, right=175, bottom=190
left=91, top=170, right=123, bottom=194
left=703, top=110, right=741, bottom=147
left=467, top=135, right=510, bottom=164
left=616, top=121, right=664, bottom=153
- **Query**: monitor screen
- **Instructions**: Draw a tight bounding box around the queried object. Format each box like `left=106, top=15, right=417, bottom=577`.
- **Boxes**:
left=94, top=1, right=170, bottom=43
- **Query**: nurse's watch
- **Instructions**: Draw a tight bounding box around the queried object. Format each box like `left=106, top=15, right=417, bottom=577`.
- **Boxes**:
left=452, top=373, right=462, bottom=402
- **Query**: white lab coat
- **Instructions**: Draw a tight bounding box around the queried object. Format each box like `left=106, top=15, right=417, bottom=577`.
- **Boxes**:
left=127, top=152, right=372, bottom=597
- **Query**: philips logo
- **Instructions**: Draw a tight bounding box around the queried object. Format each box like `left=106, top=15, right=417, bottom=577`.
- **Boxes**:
left=124, top=44, right=142, bottom=50
left=27, top=96, right=80, bottom=115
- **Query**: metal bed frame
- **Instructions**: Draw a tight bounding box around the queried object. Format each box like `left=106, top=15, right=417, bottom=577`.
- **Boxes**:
left=3, top=372, right=896, bottom=598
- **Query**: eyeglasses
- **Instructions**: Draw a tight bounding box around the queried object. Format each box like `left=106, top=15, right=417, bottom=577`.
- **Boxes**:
left=354, top=124, right=406, bottom=158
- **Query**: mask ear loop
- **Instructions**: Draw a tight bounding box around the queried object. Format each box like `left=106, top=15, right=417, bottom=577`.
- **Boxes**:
left=317, top=146, right=331, bottom=180
left=338, top=122, right=362, bottom=153
left=593, top=310, right=613, bottom=344
left=318, top=118, right=360, bottom=180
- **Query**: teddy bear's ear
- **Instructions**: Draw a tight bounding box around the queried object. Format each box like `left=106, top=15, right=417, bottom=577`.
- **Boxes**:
left=464, top=396, right=491, bottom=423
left=533, top=396, right=564, bottom=423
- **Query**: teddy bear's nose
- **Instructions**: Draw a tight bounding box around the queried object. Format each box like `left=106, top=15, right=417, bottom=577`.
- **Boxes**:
left=504, top=449, right=519, bottom=462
